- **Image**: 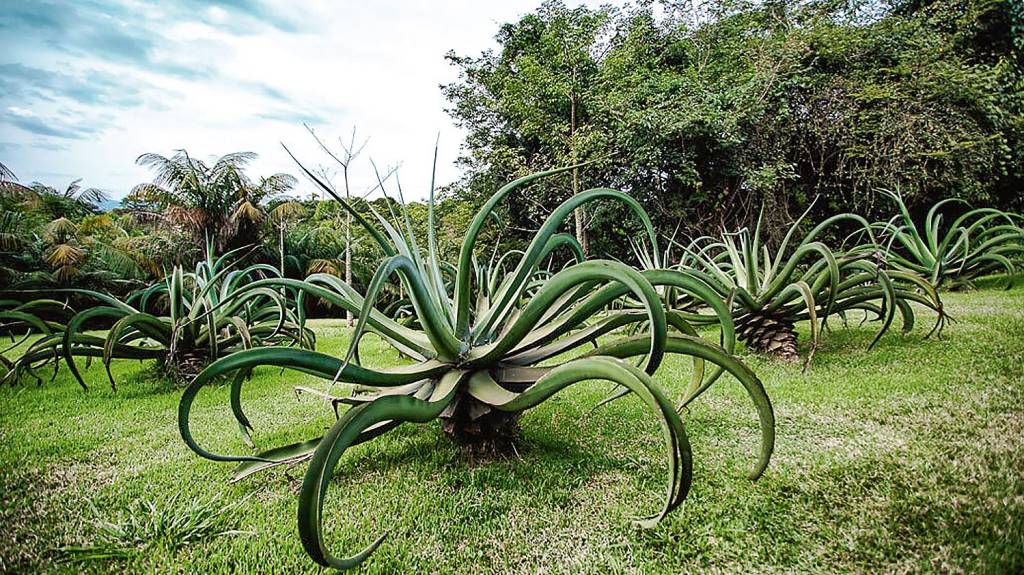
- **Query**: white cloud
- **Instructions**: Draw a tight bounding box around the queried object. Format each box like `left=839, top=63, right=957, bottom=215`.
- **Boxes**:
left=7, top=107, right=34, bottom=118
left=0, top=0, right=613, bottom=199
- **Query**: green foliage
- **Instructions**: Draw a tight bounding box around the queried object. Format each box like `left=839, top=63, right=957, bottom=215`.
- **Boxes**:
left=1, top=153, right=313, bottom=294
left=58, top=494, right=246, bottom=563
left=288, top=197, right=395, bottom=288
left=0, top=166, right=150, bottom=291
left=125, top=150, right=297, bottom=254
left=177, top=165, right=774, bottom=570
left=672, top=207, right=946, bottom=364
left=874, top=189, right=1024, bottom=288
left=444, top=0, right=1023, bottom=256
left=32, top=180, right=106, bottom=217
left=3, top=243, right=314, bottom=389
left=0, top=165, right=174, bottom=292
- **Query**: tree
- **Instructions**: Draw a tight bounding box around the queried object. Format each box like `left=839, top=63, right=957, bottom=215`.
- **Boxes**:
left=444, top=0, right=1022, bottom=255
left=0, top=161, right=34, bottom=201
left=269, top=200, right=307, bottom=277
left=0, top=161, right=13, bottom=182
left=22, top=179, right=108, bottom=220
left=305, top=125, right=369, bottom=326
left=444, top=0, right=618, bottom=254
left=11, top=213, right=150, bottom=290
left=126, top=151, right=297, bottom=253
left=232, top=172, right=301, bottom=251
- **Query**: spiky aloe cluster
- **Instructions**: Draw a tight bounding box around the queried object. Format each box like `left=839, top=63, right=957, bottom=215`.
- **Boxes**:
left=671, top=207, right=946, bottom=362
left=177, top=163, right=775, bottom=570
left=2, top=244, right=313, bottom=389
left=875, top=189, right=1024, bottom=289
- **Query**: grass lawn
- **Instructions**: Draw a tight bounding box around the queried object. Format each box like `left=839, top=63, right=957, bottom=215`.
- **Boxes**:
left=1, top=282, right=1022, bottom=574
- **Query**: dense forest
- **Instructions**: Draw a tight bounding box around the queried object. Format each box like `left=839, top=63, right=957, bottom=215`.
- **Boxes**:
left=1, top=0, right=1021, bottom=293
left=444, top=0, right=1023, bottom=255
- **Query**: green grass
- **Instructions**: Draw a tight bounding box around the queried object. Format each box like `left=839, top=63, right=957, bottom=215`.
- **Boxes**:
left=2, top=283, right=1023, bottom=574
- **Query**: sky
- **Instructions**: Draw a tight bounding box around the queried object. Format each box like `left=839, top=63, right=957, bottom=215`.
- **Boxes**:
left=0, top=0, right=608, bottom=201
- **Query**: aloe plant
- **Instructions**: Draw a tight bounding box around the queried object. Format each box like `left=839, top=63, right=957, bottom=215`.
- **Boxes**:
left=0, top=297, right=75, bottom=381
left=875, top=189, right=1024, bottom=289
left=672, top=207, right=946, bottom=362
left=177, top=162, right=775, bottom=570
left=3, top=244, right=313, bottom=389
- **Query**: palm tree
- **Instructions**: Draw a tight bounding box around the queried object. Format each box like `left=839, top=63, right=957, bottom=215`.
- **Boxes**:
left=233, top=173, right=301, bottom=251
left=42, top=217, right=83, bottom=282
left=0, top=161, right=18, bottom=189
left=1, top=163, right=104, bottom=218
left=126, top=151, right=297, bottom=252
left=0, top=210, right=27, bottom=284
left=26, top=179, right=108, bottom=219
left=268, top=200, right=307, bottom=276
left=16, top=214, right=150, bottom=290
left=0, top=161, right=30, bottom=197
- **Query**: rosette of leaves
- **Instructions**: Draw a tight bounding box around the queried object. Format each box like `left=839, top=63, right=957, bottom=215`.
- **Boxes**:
left=177, top=163, right=775, bottom=570
left=4, top=245, right=314, bottom=389
left=674, top=208, right=946, bottom=363
left=874, top=189, right=1024, bottom=289
left=0, top=297, right=76, bottom=380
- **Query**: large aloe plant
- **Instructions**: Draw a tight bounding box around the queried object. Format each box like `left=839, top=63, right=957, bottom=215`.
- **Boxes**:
left=3, top=245, right=313, bottom=389
left=875, top=189, right=1024, bottom=289
left=177, top=163, right=775, bottom=570
left=673, top=208, right=946, bottom=362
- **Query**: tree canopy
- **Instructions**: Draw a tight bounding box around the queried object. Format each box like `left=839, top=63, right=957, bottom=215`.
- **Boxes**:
left=443, top=0, right=1023, bottom=254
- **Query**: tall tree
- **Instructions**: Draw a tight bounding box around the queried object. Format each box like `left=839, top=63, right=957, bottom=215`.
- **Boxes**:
left=22, top=179, right=108, bottom=220
left=444, top=0, right=617, bottom=254
left=126, top=151, right=296, bottom=253
left=306, top=125, right=368, bottom=326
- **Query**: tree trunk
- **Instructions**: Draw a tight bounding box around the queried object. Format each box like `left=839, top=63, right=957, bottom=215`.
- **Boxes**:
left=278, top=222, right=286, bottom=277
left=343, top=168, right=354, bottom=327
left=570, top=92, right=588, bottom=256
left=736, top=311, right=801, bottom=362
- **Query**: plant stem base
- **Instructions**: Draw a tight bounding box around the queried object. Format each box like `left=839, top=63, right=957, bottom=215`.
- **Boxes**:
left=440, top=392, right=522, bottom=458
left=161, top=348, right=211, bottom=384
left=737, top=313, right=801, bottom=362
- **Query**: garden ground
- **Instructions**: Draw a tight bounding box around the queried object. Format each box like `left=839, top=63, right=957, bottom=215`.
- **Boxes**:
left=1, top=280, right=1022, bottom=574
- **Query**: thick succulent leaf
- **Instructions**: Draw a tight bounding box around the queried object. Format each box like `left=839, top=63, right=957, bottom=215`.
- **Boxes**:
left=178, top=348, right=450, bottom=463
left=297, top=370, right=465, bottom=570
left=587, top=335, right=774, bottom=481
left=467, top=260, right=667, bottom=375
left=63, top=306, right=133, bottom=389
left=472, top=188, right=659, bottom=342
left=347, top=255, right=460, bottom=364
left=453, top=164, right=585, bottom=336
left=478, top=357, right=690, bottom=527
